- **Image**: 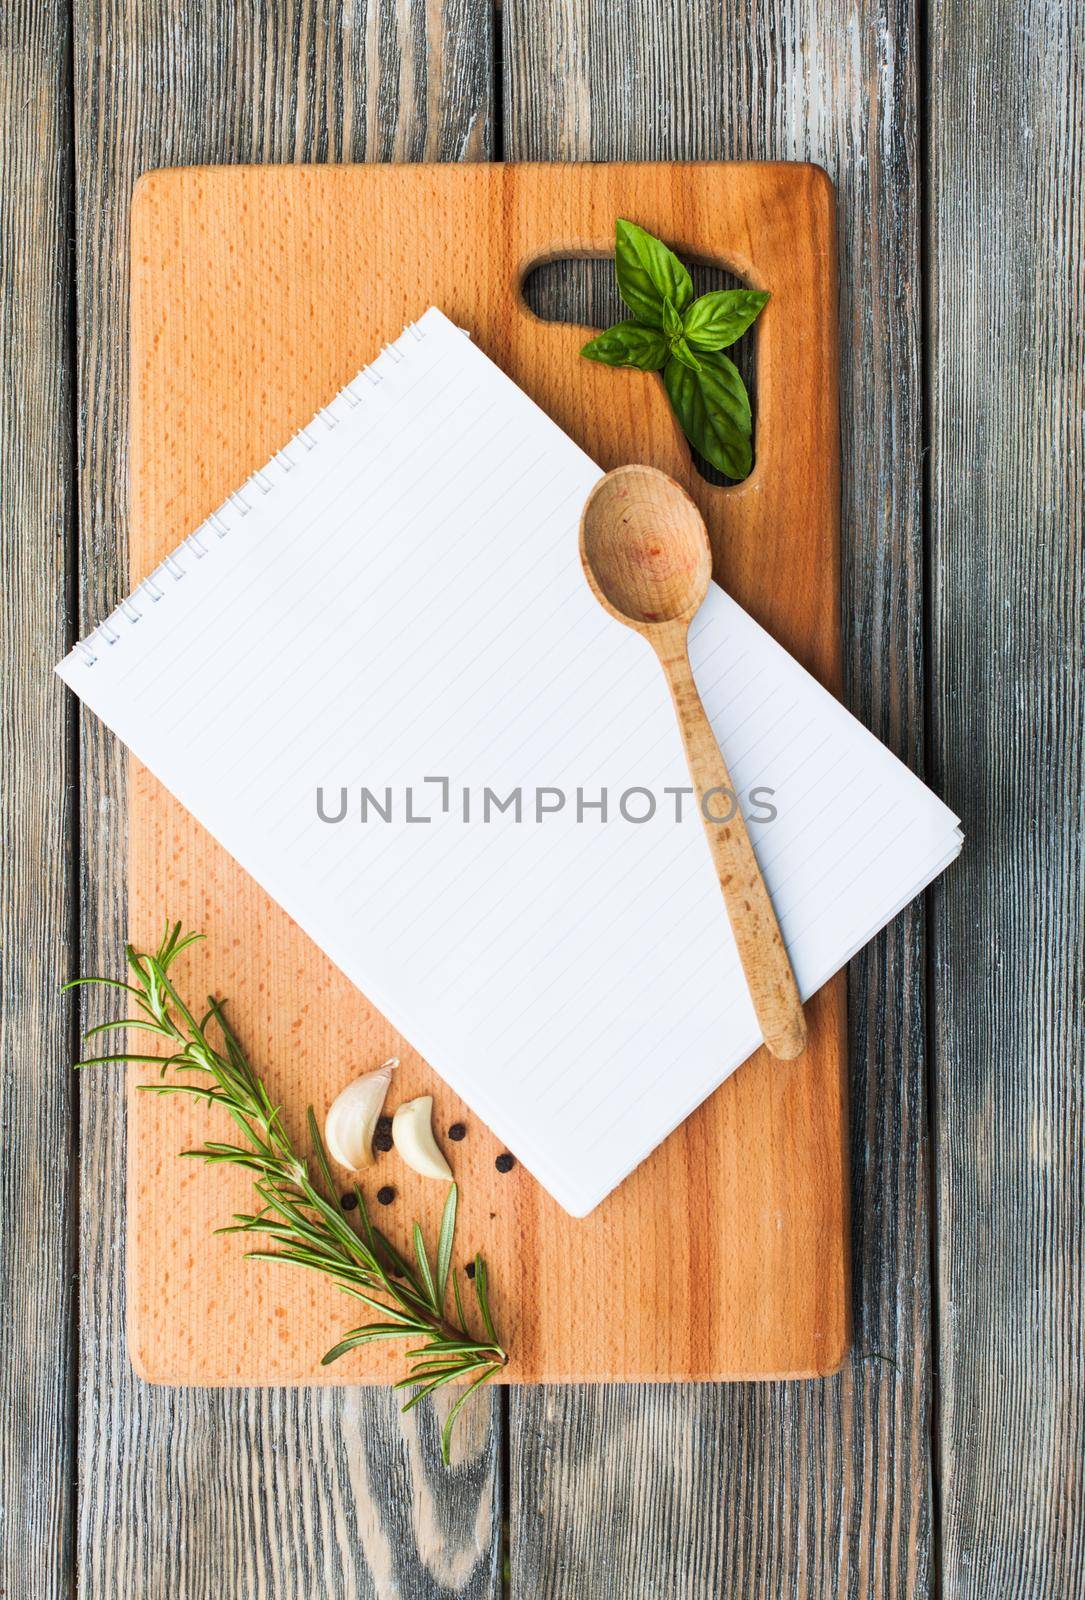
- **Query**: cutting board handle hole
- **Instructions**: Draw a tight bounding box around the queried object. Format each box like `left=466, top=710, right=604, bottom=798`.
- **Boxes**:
left=520, top=255, right=759, bottom=487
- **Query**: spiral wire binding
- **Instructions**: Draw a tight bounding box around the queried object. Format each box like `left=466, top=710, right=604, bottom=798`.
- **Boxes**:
left=68, top=316, right=429, bottom=666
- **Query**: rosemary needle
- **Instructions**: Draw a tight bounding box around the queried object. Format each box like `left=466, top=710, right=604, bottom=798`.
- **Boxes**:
left=66, top=921, right=507, bottom=1465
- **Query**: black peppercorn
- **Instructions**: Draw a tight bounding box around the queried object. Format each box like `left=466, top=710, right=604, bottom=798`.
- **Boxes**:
left=340, top=1192, right=358, bottom=1211
left=376, top=1115, right=392, bottom=1135
left=495, top=1152, right=515, bottom=1173
left=448, top=1122, right=466, bottom=1141
left=465, top=1261, right=476, bottom=1279
left=376, top=1185, right=395, bottom=1206
left=373, top=1129, right=394, bottom=1153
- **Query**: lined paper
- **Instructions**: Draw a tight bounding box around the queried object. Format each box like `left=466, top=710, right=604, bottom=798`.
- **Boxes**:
left=58, top=307, right=961, bottom=1216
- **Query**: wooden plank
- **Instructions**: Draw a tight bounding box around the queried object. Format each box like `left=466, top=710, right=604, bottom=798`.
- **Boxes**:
left=72, top=5, right=500, bottom=1597
left=0, top=5, right=76, bottom=1597
left=503, top=2, right=932, bottom=1595
left=122, top=159, right=846, bottom=1389
left=928, top=1, right=1085, bottom=1593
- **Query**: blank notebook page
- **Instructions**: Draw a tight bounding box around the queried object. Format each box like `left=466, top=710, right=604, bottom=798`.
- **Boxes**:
left=58, top=306, right=961, bottom=1216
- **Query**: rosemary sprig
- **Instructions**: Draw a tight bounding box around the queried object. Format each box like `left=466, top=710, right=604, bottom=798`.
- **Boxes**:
left=66, top=922, right=507, bottom=1464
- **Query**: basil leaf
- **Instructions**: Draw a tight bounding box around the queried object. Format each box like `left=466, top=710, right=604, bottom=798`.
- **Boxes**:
left=701, top=349, right=753, bottom=429
left=668, top=335, right=702, bottom=373
left=580, top=321, right=669, bottom=371
left=615, top=219, right=694, bottom=327
left=664, top=351, right=753, bottom=480
left=662, top=298, right=683, bottom=339
left=683, top=289, right=770, bottom=351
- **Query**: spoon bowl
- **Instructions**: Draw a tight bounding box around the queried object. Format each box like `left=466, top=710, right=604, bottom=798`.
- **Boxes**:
left=578, top=463, right=807, bottom=1062
left=580, top=464, right=712, bottom=628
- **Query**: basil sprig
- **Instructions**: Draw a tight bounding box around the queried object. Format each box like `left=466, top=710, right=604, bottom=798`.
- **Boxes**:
left=581, top=219, right=768, bottom=481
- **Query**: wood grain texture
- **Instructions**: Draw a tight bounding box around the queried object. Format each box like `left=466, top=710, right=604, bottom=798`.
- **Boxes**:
left=928, top=0, right=1085, bottom=1594
left=0, top=5, right=76, bottom=1596
left=123, top=160, right=846, bottom=1387
left=503, top=1, right=932, bottom=1595
left=72, top=4, right=500, bottom=1597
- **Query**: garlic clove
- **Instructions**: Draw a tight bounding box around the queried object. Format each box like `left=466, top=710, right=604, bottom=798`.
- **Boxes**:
left=391, top=1095, right=453, bottom=1181
left=324, top=1058, right=398, bottom=1170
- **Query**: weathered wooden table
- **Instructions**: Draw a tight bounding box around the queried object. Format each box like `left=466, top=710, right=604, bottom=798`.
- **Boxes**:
left=3, top=3, right=1081, bottom=1596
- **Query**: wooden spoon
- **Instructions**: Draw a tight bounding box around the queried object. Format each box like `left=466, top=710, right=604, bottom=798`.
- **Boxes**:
left=579, top=464, right=807, bottom=1061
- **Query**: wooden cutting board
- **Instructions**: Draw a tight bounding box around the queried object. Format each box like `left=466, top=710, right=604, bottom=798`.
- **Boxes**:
left=127, top=161, right=848, bottom=1385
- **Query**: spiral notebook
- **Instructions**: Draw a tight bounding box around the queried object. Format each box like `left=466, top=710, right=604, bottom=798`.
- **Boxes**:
left=57, top=306, right=961, bottom=1216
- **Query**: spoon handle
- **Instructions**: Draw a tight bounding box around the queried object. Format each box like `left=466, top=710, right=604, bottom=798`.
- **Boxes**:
left=660, top=638, right=807, bottom=1061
